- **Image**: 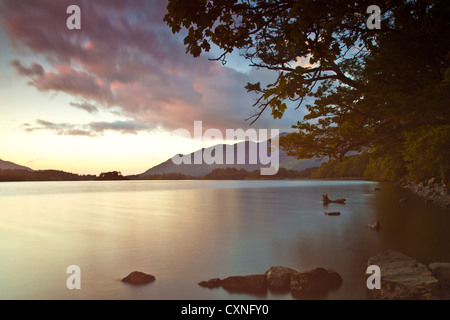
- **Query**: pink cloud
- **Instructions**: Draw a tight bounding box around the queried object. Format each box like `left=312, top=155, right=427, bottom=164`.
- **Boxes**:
left=30, top=65, right=114, bottom=105
left=110, top=81, right=123, bottom=90
left=85, top=41, right=94, bottom=51
left=25, top=118, right=152, bottom=137
left=1, top=0, right=297, bottom=132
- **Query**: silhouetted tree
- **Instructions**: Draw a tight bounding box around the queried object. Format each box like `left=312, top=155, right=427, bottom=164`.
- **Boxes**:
left=165, top=0, right=450, bottom=181
left=97, top=171, right=127, bottom=180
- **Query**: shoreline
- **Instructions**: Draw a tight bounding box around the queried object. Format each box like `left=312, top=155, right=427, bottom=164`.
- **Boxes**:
left=397, top=178, right=450, bottom=209
left=0, top=176, right=371, bottom=182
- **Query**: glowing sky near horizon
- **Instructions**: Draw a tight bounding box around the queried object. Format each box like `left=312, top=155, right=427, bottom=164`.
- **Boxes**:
left=0, top=0, right=304, bottom=175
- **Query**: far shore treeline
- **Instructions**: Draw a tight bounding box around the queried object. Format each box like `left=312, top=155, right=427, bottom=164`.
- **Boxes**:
left=0, top=149, right=447, bottom=185
left=0, top=169, right=96, bottom=182
left=0, top=154, right=371, bottom=182
left=0, top=167, right=314, bottom=182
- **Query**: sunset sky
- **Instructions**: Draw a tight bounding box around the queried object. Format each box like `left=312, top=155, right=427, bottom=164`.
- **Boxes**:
left=0, top=0, right=304, bottom=175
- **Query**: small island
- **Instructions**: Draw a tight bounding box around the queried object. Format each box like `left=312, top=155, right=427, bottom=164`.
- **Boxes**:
left=95, top=171, right=128, bottom=181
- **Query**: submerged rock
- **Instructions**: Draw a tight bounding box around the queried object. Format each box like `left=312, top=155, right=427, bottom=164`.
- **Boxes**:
left=198, top=274, right=268, bottom=293
left=265, top=266, right=298, bottom=292
left=324, top=212, right=341, bottom=216
left=198, top=278, right=221, bottom=289
left=220, top=274, right=267, bottom=293
left=290, top=268, right=343, bottom=295
left=368, top=250, right=438, bottom=300
left=121, top=271, right=155, bottom=285
left=199, top=266, right=344, bottom=297
left=322, top=193, right=346, bottom=205
left=368, top=220, right=381, bottom=231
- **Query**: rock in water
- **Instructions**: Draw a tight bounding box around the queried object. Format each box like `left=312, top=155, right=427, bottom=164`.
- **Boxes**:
left=220, top=274, right=267, bottom=293
left=429, top=263, right=450, bottom=299
left=368, top=220, right=381, bottom=231
left=265, top=266, right=298, bottom=292
left=324, top=212, right=341, bottom=216
left=368, top=251, right=438, bottom=300
left=290, top=268, right=342, bottom=295
left=198, top=278, right=221, bottom=289
left=121, top=271, right=156, bottom=285
left=322, top=193, right=346, bottom=205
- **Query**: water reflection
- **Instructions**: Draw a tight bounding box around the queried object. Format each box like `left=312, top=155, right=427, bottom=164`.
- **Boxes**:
left=0, top=180, right=448, bottom=300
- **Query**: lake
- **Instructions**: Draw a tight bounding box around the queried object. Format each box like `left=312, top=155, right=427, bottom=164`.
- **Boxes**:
left=0, top=180, right=449, bottom=300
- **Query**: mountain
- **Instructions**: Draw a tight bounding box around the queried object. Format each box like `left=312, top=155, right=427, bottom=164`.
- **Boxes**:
left=139, top=136, right=325, bottom=177
left=0, top=159, right=32, bottom=171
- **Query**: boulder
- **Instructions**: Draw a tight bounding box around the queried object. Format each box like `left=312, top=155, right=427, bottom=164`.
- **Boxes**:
left=429, top=263, right=450, bottom=298
left=368, top=251, right=438, bottom=300
left=198, top=278, right=221, bottom=289
left=265, top=266, right=298, bottom=291
left=290, top=268, right=343, bottom=295
left=220, top=274, right=267, bottom=293
left=121, top=271, right=155, bottom=285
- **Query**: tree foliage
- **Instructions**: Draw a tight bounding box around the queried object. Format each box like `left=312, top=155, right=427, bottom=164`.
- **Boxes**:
left=97, top=171, right=127, bottom=180
left=310, top=151, right=370, bottom=179
left=203, top=167, right=304, bottom=179
left=402, top=126, right=450, bottom=183
left=165, top=0, right=389, bottom=121
left=165, top=0, right=450, bottom=181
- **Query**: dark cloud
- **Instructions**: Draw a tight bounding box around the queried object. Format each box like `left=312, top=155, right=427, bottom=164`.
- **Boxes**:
left=24, top=118, right=151, bottom=136
left=11, top=60, right=44, bottom=77
left=2, top=0, right=302, bottom=132
left=30, top=67, right=114, bottom=104
left=36, top=119, right=67, bottom=128
left=69, top=102, right=99, bottom=114
left=64, top=129, right=95, bottom=137
left=89, top=120, right=151, bottom=135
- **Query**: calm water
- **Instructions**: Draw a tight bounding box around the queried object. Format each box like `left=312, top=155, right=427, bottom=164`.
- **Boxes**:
left=0, top=180, right=449, bottom=300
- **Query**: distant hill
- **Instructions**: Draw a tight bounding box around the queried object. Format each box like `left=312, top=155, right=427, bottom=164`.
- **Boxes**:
left=138, top=136, right=325, bottom=177
left=0, top=169, right=96, bottom=181
left=0, top=159, right=32, bottom=171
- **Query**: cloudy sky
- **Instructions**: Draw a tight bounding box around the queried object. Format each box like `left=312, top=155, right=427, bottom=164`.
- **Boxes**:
left=0, top=0, right=304, bottom=175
